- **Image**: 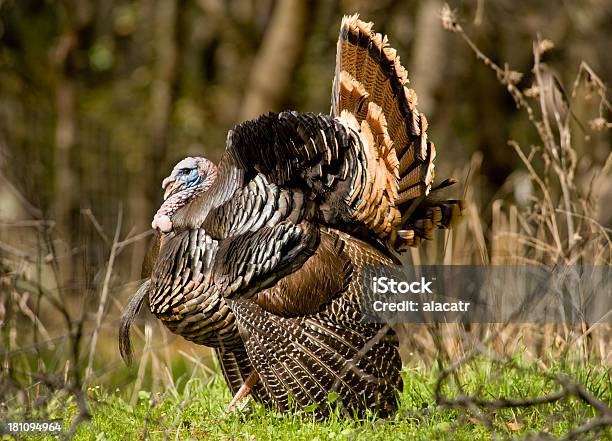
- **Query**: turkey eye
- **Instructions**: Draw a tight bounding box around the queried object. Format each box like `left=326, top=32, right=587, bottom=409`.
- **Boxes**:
left=181, top=168, right=191, bottom=176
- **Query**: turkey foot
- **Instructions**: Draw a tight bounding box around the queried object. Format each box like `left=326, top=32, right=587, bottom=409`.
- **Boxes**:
left=227, top=372, right=259, bottom=411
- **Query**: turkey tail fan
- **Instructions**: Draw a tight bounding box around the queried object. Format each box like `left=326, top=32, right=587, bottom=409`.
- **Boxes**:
left=227, top=298, right=403, bottom=418
left=333, top=14, right=417, bottom=158
left=333, top=14, right=461, bottom=250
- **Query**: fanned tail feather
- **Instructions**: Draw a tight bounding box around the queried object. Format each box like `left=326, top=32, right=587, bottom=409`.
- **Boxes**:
left=333, top=14, right=462, bottom=250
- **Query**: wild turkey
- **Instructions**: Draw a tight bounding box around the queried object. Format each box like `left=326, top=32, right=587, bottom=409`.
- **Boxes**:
left=120, top=15, right=463, bottom=417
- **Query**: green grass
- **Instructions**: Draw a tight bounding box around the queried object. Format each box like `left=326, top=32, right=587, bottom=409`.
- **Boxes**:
left=4, top=357, right=611, bottom=441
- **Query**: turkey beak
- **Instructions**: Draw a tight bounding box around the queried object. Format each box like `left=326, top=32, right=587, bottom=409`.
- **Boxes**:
left=162, top=177, right=179, bottom=200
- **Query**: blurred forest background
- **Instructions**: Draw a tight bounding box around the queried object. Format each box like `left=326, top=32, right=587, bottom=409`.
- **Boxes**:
left=1, top=0, right=611, bottom=422
left=1, top=0, right=611, bottom=277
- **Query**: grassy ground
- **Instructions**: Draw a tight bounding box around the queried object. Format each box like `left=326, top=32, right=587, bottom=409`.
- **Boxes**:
left=4, top=356, right=610, bottom=441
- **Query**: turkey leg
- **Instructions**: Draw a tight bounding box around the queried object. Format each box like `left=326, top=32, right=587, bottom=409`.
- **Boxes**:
left=227, top=372, right=259, bottom=411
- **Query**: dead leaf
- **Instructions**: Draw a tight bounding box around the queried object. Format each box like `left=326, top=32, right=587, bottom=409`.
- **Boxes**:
left=507, top=420, right=524, bottom=431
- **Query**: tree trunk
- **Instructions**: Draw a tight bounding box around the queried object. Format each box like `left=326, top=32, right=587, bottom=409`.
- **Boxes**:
left=239, top=0, right=310, bottom=120
left=410, top=0, right=446, bottom=117
left=54, top=77, right=76, bottom=284
left=130, top=0, right=179, bottom=279
left=147, top=0, right=179, bottom=185
left=52, top=3, right=82, bottom=288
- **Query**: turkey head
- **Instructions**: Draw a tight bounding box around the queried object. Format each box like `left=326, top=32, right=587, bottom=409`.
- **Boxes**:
left=152, top=156, right=218, bottom=233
